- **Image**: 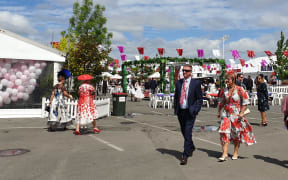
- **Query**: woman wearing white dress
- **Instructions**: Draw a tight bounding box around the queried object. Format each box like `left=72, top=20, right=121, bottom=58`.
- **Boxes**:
left=134, top=81, right=144, bottom=101
left=47, top=70, right=73, bottom=131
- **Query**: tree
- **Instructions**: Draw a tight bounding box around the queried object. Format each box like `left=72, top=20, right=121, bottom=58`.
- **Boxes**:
left=274, top=31, right=288, bottom=80
left=63, top=0, right=113, bottom=77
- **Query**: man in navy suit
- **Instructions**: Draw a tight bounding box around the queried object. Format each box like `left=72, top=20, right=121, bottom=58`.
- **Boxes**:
left=174, top=64, right=203, bottom=165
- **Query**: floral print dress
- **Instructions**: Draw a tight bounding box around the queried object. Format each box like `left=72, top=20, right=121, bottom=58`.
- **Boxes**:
left=76, top=83, right=98, bottom=125
left=47, top=84, right=72, bottom=127
left=218, top=86, right=256, bottom=145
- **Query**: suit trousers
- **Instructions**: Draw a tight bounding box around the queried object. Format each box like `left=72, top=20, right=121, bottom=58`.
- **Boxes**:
left=177, top=109, right=196, bottom=157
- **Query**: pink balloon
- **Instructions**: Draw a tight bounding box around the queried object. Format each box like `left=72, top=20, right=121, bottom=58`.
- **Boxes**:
left=40, top=62, right=47, bottom=67
left=7, top=81, right=14, bottom=88
left=29, top=79, right=36, bottom=85
left=17, top=92, right=24, bottom=99
left=16, top=71, right=23, bottom=78
left=17, top=85, right=25, bottom=92
left=23, top=70, right=30, bottom=75
left=10, top=75, right=17, bottom=82
left=20, top=75, right=27, bottom=81
left=35, top=63, right=41, bottom=68
left=21, top=65, right=28, bottom=71
left=11, top=95, right=18, bottom=102
left=2, top=91, right=9, bottom=100
left=4, top=73, right=10, bottom=80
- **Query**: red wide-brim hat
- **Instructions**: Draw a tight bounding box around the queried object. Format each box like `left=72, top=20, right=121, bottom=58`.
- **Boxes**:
left=77, top=74, right=93, bottom=81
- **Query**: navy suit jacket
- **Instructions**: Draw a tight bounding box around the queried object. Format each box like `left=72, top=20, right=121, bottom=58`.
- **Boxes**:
left=174, top=78, right=203, bottom=116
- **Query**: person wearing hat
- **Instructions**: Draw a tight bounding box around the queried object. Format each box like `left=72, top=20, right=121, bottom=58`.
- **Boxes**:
left=75, top=74, right=101, bottom=135
left=47, top=69, right=73, bottom=131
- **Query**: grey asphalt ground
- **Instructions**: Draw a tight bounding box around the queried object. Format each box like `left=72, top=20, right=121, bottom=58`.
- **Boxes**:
left=0, top=98, right=287, bottom=180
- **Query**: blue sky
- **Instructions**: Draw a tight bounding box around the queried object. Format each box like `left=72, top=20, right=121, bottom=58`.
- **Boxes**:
left=1, top=0, right=288, bottom=63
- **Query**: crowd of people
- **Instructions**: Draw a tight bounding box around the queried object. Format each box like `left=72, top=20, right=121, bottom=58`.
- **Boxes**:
left=46, top=68, right=287, bottom=166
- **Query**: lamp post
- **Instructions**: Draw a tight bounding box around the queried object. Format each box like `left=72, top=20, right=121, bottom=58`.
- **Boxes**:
left=222, top=35, right=230, bottom=60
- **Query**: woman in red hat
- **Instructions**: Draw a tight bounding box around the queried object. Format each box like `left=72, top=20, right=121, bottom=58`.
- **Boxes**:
left=74, top=74, right=101, bottom=135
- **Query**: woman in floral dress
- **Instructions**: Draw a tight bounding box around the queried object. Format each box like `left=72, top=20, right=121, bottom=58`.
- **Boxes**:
left=47, top=70, right=73, bottom=131
left=74, top=74, right=101, bottom=135
left=257, top=74, right=269, bottom=126
left=217, top=72, right=256, bottom=161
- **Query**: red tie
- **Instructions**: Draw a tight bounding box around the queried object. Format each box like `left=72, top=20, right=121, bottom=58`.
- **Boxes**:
left=180, top=80, right=187, bottom=105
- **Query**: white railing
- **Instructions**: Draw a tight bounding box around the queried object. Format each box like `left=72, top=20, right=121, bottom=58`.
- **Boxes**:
left=270, top=86, right=288, bottom=94
left=41, top=97, right=111, bottom=119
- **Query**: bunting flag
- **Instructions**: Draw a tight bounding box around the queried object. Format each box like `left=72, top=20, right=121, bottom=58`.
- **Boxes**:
left=144, top=56, right=150, bottom=60
left=137, top=47, right=144, bottom=55
left=109, top=62, right=114, bottom=67
left=212, top=49, right=221, bottom=57
left=240, top=59, right=245, bottom=66
left=250, top=63, right=254, bottom=67
left=114, top=59, right=119, bottom=64
left=261, top=59, right=268, bottom=66
left=226, top=64, right=231, bottom=68
left=207, top=65, right=211, bottom=70
left=117, top=46, right=124, bottom=53
left=197, top=49, right=204, bottom=58
left=231, top=50, right=240, bottom=59
left=135, top=55, right=140, bottom=60
left=247, top=50, right=255, bottom=58
left=264, top=51, right=273, bottom=56
left=202, top=64, right=206, bottom=69
left=126, top=67, right=130, bottom=71
left=157, top=48, right=164, bottom=56
left=245, top=64, right=249, bottom=67
left=176, top=48, right=183, bottom=56
left=120, top=54, right=127, bottom=61
left=283, top=51, right=288, bottom=57
left=117, top=64, right=120, bottom=68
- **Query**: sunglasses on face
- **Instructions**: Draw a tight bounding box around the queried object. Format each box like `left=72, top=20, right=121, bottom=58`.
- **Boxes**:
left=182, top=69, right=192, bottom=72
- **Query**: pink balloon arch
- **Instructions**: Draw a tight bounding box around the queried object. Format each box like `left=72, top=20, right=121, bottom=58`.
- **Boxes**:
left=0, top=59, right=46, bottom=107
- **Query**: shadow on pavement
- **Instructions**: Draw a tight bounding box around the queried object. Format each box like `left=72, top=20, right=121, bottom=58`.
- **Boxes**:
left=197, top=148, right=222, bottom=159
left=254, top=155, right=288, bottom=168
left=250, top=122, right=261, bottom=126
left=156, top=148, right=182, bottom=161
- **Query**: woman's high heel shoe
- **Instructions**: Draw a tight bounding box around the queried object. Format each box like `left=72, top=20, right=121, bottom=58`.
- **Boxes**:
left=93, top=128, right=101, bottom=133
left=74, top=130, right=81, bottom=135
left=232, top=156, right=238, bottom=160
left=218, top=155, right=228, bottom=162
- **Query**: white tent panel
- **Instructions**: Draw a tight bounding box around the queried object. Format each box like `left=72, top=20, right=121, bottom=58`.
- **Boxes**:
left=0, top=29, right=65, bottom=62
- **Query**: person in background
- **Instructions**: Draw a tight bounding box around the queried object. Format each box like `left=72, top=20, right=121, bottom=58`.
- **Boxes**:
left=257, top=74, right=269, bottom=126
left=75, top=74, right=101, bottom=135
left=236, top=73, right=246, bottom=90
left=47, top=70, right=73, bottom=131
left=102, top=77, right=108, bottom=96
left=149, top=78, right=157, bottom=94
left=217, top=72, right=256, bottom=161
left=245, top=75, right=254, bottom=94
left=174, top=64, right=203, bottom=165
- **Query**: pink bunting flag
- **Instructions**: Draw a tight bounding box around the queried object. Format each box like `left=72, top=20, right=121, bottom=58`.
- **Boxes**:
left=261, top=60, right=268, bottom=66
left=109, top=62, right=114, bottom=67
left=126, top=67, right=130, bottom=71
left=245, top=64, right=248, bottom=67
left=231, top=50, right=240, bottom=59
left=197, top=49, right=204, bottom=58
left=226, top=64, right=231, bottom=68
left=120, top=54, right=127, bottom=61
left=117, top=46, right=124, bottom=53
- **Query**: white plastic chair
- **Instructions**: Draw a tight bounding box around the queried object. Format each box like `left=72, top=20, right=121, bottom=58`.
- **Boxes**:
left=202, top=100, right=209, bottom=108
left=153, top=96, right=163, bottom=109
left=162, top=95, right=171, bottom=109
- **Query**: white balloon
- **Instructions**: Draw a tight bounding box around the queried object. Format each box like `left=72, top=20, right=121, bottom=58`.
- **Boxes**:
left=6, top=88, right=13, bottom=94
left=12, top=89, right=18, bottom=96
left=23, top=93, right=29, bottom=101
left=0, top=79, right=8, bottom=86
left=15, top=79, right=22, bottom=86
left=4, top=63, right=11, bottom=70
left=0, top=102, right=3, bottom=107
left=0, top=96, right=2, bottom=104
left=16, top=71, right=23, bottom=78
left=35, top=69, right=42, bottom=76
left=10, top=75, right=17, bottom=82
left=0, top=84, right=2, bottom=90
left=27, top=85, right=35, bottom=94
left=29, top=73, right=36, bottom=79
left=40, top=62, right=47, bottom=67
left=0, top=72, right=2, bottom=78
left=29, top=66, right=36, bottom=73
left=1, top=68, right=7, bottom=74
left=29, top=79, right=36, bottom=85
left=20, top=75, right=27, bottom=81
left=4, top=97, right=11, bottom=104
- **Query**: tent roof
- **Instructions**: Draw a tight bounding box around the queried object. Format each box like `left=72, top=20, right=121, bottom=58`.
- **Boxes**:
left=0, top=28, right=65, bottom=62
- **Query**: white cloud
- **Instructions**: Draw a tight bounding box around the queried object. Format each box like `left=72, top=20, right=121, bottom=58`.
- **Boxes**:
left=0, top=11, right=37, bottom=35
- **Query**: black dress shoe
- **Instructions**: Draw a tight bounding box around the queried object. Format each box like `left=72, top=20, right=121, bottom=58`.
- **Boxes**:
left=189, top=148, right=195, bottom=157
left=180, top=155, right=188, bottom=165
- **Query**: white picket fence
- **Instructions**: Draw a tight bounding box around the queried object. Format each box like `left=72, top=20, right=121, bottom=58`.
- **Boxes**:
left=41, top=97, right=111, bottom=119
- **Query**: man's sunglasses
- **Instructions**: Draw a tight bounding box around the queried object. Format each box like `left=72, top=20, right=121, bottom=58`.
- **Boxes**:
left=182, top=69, right=192, bottom=72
